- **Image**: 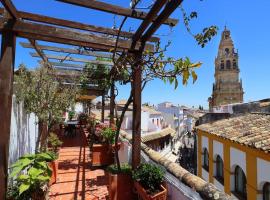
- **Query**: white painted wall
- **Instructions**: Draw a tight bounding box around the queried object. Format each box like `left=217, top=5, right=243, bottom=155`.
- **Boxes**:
left=202, top=168, right=209, bottom=182
left=257, top=158, right=270, bottom=200
left=202, top=136, right=209, bottom=150
left=230, top=147, right=246, bottom=191
left=214, top=178, right=224, bottom=192
left=9, top=96, right=39, bottom=168
left=213, top=140, right=224, bottom=176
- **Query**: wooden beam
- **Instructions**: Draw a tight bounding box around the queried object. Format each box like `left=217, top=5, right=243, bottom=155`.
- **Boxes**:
left=0, top=8, right=160, bottom=42
left=132, top=0, right=167, bottom=44
left=0, top=28, right=16, bottom=199
left=0, top=0, right=19, bottom=18
left=20, top=42, right=114, bottom=59
left=132, top=51, right=142, bottom=169
left=142, top=0, right=183, bottom=42
left=0, top=18, right=154, bottom=52
left=38, top=60, right=84, bottom=69
left=31, top=52, right=114, bottom=65
left=29, top=39, right=52, bottom=68
left=56, top=0, right=178, bottom=26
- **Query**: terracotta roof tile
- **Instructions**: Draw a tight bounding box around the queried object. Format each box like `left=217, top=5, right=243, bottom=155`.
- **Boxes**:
left=196, top=113, right=270, bottom=152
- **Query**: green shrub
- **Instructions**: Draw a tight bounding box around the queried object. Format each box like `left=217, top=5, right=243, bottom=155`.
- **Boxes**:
left=107, top=163, right=132, bottom=174
left=132, top=163, right=165, bottom=194
left=101, top=127, right=116, bottom=144
left=9, top=152, right=55, bottom=197
left=48, top=132, right=63, bottom=154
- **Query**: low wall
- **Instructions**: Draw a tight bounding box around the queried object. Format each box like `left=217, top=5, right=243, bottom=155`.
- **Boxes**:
left=119, top=131, right=236, bottom=200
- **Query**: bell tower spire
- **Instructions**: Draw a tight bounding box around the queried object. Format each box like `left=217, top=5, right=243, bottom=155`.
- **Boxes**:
left=208, top=27, right=244, bottom=110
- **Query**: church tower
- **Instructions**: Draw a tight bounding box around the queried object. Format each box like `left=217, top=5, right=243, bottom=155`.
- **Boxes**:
left=208, top=27, right=244, bottom=110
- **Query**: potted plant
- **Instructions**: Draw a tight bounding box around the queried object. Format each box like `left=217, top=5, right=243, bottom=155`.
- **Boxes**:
left=9, top=152, right=55, bottom=200
left=78, top=112, right=88, bottom=125
left=91, top=126, right=121, bottom=166
left=132, top=163, right=167, bottom=200
left=107, top=164, right=135, bottom=200
left=47, top=133, right=62, bottom=185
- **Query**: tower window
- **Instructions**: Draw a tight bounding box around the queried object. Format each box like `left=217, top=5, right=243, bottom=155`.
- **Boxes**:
left=220, top=60, right=224, bottom=69
left=233, top=59, right=237, bottom=69
left=226, top=60, right=231, bottom=69
left=225, top=48, right=230, bottom=55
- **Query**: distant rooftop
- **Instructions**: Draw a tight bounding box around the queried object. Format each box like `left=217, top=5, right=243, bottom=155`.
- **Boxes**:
left=196, top=113, right=270, bottom=153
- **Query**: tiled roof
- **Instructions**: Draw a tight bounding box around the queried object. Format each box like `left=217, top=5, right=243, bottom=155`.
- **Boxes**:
left=142, top=106, right=161, bottom=115
left=141, top=128, right=175, bottom=143
left=196, top=113, right=270, bottom=152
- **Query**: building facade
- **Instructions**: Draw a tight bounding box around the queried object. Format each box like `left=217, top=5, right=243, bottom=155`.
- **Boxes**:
left=208, top=27, right=244, bottom=110
left=196, top=113, right=270, bottom=200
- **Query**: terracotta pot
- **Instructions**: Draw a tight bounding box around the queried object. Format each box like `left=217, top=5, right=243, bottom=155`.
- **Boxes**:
left=91, top=143, right=121, bottom=166
left=134, top=181, right=167, bottom=200
left=108, top=172, right=136, bottom=200
left=48, top=160, right=58, bottom=186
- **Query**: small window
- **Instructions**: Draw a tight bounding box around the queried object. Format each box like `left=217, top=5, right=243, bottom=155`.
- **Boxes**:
left=225, top=48, right=230, bottom=55
left=220, top=60, right=224, bottom=69
left=202, top=148, right=209, bottom=171
left=263, top=182, right=270, bottom=200
left=226, top=60, right=231, bottom=69
left=215, top=155, right=224, bottom=184
left=233, top=59, right=237, bottom=69
left=234, top=166, right=247, bottom=199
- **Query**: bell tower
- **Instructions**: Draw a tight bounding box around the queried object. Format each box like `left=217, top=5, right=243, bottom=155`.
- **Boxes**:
left=208, top=27, right=244, bottom=110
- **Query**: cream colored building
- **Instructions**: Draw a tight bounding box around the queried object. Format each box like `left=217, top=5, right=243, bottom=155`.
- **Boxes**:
left=196, top=113, right=270, bottom=200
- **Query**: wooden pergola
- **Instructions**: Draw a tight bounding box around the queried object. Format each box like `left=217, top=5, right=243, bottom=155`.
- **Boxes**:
left=0, top=0, right=182, bottom=197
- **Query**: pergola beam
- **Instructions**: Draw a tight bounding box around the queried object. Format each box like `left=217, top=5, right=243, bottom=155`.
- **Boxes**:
left=142, top=0, right=183, bottom=42
left=20, top=42, right=114, bottom=59
left=0, top=18, right=154, bottom=52
left=31, top=52, right=114, bottom=65
left=0, top=0, right=19, bottom=19
left=38, top=60, right=84, bottom=69
left=29, top=39, right=52, bottom=68
left=0, top=8, right=159, bottom=43
left=56, top=0, right=178, bottom=26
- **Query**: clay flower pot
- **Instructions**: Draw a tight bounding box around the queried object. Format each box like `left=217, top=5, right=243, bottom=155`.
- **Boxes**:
left=48, top=160, right=58, bottom=186
left=91, top=143, right=121, bottom=166
left=108, top=172, right=135, bottom=200
left=134, top=181, right=167, bottom=200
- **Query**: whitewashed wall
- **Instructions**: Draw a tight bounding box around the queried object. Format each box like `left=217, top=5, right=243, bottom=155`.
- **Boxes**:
left=9, top=96, right=38, bottom=168
left=257, top=158, right=270, bottom=200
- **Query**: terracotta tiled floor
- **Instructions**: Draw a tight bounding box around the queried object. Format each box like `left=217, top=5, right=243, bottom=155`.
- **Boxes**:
left=49, top=130, right=109, bottom=200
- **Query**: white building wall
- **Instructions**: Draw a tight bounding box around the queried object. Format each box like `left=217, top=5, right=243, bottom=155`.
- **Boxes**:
left=213, top=179, right=224, bottom=192
left=230, top=147, right=246, bottom=191
left=9, top=96, right=38, bottom=168
left=202, top=168, right=209, bottom=182
left=213, top=140, right=224, bottom=177
left=202, top=136, right=209, bottom=150
left=257, top=158, right=270, bottom=200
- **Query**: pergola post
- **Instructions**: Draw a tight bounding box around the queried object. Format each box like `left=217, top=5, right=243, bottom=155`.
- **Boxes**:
left=132, top=51, right=142, bottom=169
left=0, top=29, right=16, bottom=198
left=101, top=93, right=105, bottom=123
left=109, top=80, right=115, bottom=127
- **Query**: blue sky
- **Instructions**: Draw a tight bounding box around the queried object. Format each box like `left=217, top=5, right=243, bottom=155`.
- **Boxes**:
left=11, top=0, right=270, bottom=108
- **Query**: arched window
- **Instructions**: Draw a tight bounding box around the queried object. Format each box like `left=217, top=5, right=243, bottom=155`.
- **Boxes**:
left=220, top=60, right=224, bottom=69
left=152, top=119, right=154, bottom=124
left=233, top=59, right=237, bottom=69
left=225, top=48, right=230, bottom=55
left=203, top=148, right=209, bottom=171
left=226, top=60, right=231, bottom=69
left=263, top=182, right=270, bottom=200
left=216, top=155, right=224, bottom=184
left=235, top=166, right=247, bottom=199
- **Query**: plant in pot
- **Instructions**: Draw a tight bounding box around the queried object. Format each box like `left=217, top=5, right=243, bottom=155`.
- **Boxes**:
left=78, top=112, right=88, bottom=125
left=47, top=132, right=63, bottom=185
left=8, top=152, right=55, bottom=200
left=106, top=163, right=136, bottom=200
left=132, top=163, right=167, bottom=200
left=91, top=127, right=120, bottom=166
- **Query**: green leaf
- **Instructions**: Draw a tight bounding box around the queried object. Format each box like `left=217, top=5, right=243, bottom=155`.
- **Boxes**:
left=28, top=167, right=43, bottom=178
left=37, top=175, right=50, bottom=182
left=10, top=158, right=32, bottom=177
left=19, top=183, right=30, bottom=195
left=36, top=152, right=54, bottom=161
left=174, top=79, right=178, bottom=89
left=191, top=71, right=198, bottom=84
left=18, top=174, right=29, bottom=180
